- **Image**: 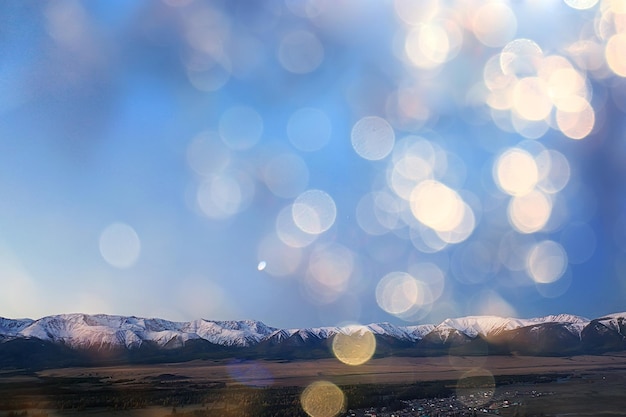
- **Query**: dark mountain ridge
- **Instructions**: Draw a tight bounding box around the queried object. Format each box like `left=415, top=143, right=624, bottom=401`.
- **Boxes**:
left=1, top=312, right=624, bottom=369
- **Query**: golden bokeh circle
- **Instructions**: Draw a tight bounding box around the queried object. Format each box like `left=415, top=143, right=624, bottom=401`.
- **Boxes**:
left=332, top=327, right=376, bottom=366
left=301, top=381, right=346, bottom=417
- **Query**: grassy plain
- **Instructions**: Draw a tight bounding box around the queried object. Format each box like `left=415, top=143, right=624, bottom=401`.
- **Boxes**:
left=34, top=352, right=626, bottom=386
left=1, top=353, right=625, bottom=416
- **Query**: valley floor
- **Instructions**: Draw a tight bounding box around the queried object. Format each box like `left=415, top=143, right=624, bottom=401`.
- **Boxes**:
left=1, top=353, right=626, bottom=416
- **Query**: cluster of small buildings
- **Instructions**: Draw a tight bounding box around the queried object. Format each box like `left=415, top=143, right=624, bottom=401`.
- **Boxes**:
left=345, top=388, right=553, bottom=417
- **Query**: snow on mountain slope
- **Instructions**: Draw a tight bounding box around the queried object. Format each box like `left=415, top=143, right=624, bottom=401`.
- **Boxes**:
left=405, top=324, right=436, bottom=340
left=11, top=314, right=277, bottom=349
left=366, top=322, right=416, bottom=341
left=434, top=316, right=526, bottom=338
left=181, top=319, right=277, bottom=346
left=521, top=314, right=590, bottom=338
left=595, top=313, right=626, bottom=337
left=429, top=314, right=590, bottom=339
left=0, top=312, right=608, bottom=351
left=0, top=317, right=33, bottom=336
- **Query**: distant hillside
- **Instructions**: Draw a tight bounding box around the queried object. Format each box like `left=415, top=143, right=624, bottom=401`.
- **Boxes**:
left=1, top=312, right=625, bottom=369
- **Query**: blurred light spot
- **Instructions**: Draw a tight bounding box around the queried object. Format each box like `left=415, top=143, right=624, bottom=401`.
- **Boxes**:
left=606, top=33, right=626, bottom=76
left=300, top=381, right=345, bottom=417
left=376, top=271, right=431, bottom=318
left=435, top=201, right=476, bottom=244
left=564, top=0, right=599, bottom=9
left=389, top=154, right=433, bottom=199
left=471, top=290, right=517, bottom=318
left=292, top=189, right=337, bottom=235
left=99, top=223, right=141, bottom=269
left=407, top=262, right=446, bottom=302
left=512, top=77, right=552, bottom=121
left=508, top=190, right=552, bottom=233
left=263, top=153, right=310, bottom=198
left=544, top=66, right=588, bottom=112
left=527, top=240, right=568, bottom=284
left=175, top=277, right=233, bottom=320
left=385, top=86, right=431, bottom=130
left=556, top=99, right=595, bottom=139
left=226, top=360, right=274, bottom=388
left=409, top=180, right=465, bottom=232
left=186, top=131, right=231, bottom=176
left=278, top=30, right=324, bottom=74
left=560, top=222, right=596, bottom=264
left=304, top=243, right=354, bottom=304
left=542, top=192, right=569, bottom=233
left=511, top=113, right=550, bottom=139
left=535, top=267, right=573, bottom=298
left=332, top=326, right=376, bottom=366
left=228, top=34, right=264, bottom=79
left=351, top=116, right=395, bottom=161
left=393, top=0, right=439, bottom=25
left=472, top=2, right=517, bottom=48
left=536, top=150, right=571, bottom=194
left=219, top=106, right=263, bottom=150
left=284, top=0, right=327, bottom=18
left=364, top=191, right=403, bottom=233
left=45, top=1, right=89, bottom=48
left=183, top=7, right=230, bottom=56
left=405, top=22, right=461, bottom=68
left=185, top=53, right=232, bottom=92
left=411, top=224, right=449, bottom=253
left=484, top=53, right=516, bottom=93
left=257, top=234, right=302, bottom=277
left=276, top=205, right=318, bottom=248
left=566, top=40, right=605, bottom=73
left=456, top=368, right=495, bottom=407
left=494, top=148, right=538, bottom=196
left=609, top=0, right=626, bottom=13
left=0, top=246, right=44, bottom=317
left=500, top=39, right=543, bottom=77
left=197, top=174, right=244, bottom=219
left=287, top=108, right=332, bottom=152
left=257, top=261, right=267, bottom=271
left=356, top=192, right=391, bottom=236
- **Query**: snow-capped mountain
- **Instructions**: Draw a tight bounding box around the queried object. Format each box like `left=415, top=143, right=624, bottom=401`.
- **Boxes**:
left=0, top=312, right=624, bottom=369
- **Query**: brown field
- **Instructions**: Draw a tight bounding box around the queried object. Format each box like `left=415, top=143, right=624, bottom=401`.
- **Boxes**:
left=2, top=354, right=626, bottom=416
left=35, top=352, right=626, bottom=387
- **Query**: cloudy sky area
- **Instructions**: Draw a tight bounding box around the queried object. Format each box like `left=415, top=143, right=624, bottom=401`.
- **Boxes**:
left=1, top=0, right=626, bottom=328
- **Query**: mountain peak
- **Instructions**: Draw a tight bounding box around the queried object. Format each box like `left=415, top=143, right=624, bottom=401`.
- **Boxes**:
left=0, top=312, right=622, bottom=361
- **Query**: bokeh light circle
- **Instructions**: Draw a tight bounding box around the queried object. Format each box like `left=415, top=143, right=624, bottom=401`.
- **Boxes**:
left=292, top=189, right=337, bottom=235
left=351, top=116, right=395, bottom=161
left=494, top=148, right=538, bottom=196
left=527, top=240, right=568, bottom=284
left=409, top=180, right=464, bottom=232
left=472, top=2, right=517, bottom=48
left=376, top=271, right=426, bottom=317
left=301, top=381, right=345, bottom=417
left=564, top=0, right=599, bottom=9
left=263, top=153, right=310, bottom=198
left=99, top=223, right=141, bottom=269
left=278, top=30, right=324, bottom=74
left=508, top=190, right=552, bottom=233
left=332, top=326, right=376, bottom=366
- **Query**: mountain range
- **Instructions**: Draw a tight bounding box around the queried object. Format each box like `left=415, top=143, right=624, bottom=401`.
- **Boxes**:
left=1, top=312, right=625, bottom=369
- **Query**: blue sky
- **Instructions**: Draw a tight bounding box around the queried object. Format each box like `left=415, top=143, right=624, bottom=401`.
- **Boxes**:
left=1, top=0, right=625, bottom=328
